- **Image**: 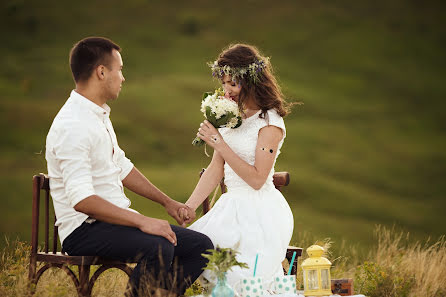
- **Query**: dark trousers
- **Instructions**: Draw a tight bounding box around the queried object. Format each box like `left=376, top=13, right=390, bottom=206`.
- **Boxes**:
left=62, top=221, right=213, bottom=296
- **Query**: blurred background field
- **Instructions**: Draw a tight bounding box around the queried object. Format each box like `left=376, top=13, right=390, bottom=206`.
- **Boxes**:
left=0, top=0, right=445, bottom=255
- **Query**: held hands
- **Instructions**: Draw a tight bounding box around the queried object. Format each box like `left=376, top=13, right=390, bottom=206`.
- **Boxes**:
left=178, top=205, right=196, bottom=226
left=164, top=199, right=196, bottom=227
left=178, top=206, right=196, bottom=226
left=197, top=120, right=224, bottom=150
left=137, top=199, right=196, bottom=245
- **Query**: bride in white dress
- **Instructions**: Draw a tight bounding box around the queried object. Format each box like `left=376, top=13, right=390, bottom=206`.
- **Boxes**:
left=184, top=44, right=294, bottom=289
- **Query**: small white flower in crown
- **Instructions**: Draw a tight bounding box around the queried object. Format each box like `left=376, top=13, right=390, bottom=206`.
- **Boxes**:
left=208, top=57, right=270, bottom=84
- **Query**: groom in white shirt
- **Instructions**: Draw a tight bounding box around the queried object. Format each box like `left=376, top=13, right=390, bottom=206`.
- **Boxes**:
left=45, top=36, right=213, bottom=297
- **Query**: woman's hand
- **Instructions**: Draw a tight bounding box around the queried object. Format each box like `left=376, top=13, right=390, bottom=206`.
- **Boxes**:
left=178, top=206, right=196, bottom=225
left=197, top=120, right=225, bottom=150
left=164, top=199, right=195, bottom=227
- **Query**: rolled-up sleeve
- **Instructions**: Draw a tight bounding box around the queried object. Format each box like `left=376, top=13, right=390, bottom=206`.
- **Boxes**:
left=53, top=124, right=95, bottom=207
left=115, top=145, right=134, bottom=180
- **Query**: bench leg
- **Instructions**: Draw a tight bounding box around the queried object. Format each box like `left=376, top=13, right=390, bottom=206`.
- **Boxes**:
left=78, top=265, right=91, bottom=297
left=28, top=256, right=37, bottom=295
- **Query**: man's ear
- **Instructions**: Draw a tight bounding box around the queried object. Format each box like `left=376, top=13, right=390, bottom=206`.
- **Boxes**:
left=95, top=65, right=105, bottom=80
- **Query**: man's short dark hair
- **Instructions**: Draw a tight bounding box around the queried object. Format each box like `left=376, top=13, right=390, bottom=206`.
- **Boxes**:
left=69, top=37, right=121, bottom=83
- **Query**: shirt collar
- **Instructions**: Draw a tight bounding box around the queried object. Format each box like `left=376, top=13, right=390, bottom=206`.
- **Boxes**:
left=69, top=90, right=111, bottom=118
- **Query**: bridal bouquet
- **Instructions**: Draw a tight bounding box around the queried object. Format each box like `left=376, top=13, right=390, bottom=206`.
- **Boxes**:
left=192, top=88, right=242, bottom=147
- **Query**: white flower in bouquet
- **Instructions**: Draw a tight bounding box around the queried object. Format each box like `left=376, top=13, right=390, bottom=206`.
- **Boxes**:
left=192, top=88, right=242, bottom=147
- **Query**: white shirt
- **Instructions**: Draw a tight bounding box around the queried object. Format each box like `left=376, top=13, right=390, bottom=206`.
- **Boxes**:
left=46, top=90, right=135, bottom=244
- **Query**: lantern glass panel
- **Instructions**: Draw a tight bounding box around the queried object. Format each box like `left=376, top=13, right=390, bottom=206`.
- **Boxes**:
left=321, top=269, right=329, bottom=290
left=308, top=269, right=318, bottom=289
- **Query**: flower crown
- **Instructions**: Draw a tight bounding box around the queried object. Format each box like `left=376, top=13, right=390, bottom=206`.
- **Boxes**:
left=208, top=57, right=270, bottom=84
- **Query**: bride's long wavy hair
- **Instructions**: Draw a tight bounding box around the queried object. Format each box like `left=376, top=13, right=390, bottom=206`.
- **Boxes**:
left=215, top=43, right=291, bottom=117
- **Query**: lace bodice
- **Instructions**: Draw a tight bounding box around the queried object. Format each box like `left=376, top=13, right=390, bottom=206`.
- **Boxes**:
left=219, top=109, right=286, bottom=190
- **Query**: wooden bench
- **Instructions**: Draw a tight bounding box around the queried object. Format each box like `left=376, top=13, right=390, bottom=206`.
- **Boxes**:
left=200, top=169, right=302, bottom=275
left=29, top=173, right=135, bottom=297
left=29, top=171, right=301, bottom=296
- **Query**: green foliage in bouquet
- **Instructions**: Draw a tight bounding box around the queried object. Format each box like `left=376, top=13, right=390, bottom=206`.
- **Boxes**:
left=202, top=246, right=249, bottom=280
left=192, top=88, right=242, bottom=147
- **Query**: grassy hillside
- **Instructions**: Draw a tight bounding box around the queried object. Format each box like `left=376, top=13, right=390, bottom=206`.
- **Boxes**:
left=1, top=0, right=445, bottom=252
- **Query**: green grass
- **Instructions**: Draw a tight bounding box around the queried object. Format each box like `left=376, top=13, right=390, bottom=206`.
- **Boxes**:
left=2, top=227, right=446, bottom=296
left=1, top=0, right=445, bottom=253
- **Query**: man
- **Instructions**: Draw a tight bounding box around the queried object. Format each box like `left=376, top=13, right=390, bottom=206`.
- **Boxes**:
left=45, top=37, right=213, bottom=296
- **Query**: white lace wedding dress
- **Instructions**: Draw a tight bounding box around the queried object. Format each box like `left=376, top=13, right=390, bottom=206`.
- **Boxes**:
left=188, top=109, right=294, bottom=290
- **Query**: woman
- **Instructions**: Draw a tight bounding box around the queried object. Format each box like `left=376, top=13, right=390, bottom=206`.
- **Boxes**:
left=184, top=44, right=294, bottom=289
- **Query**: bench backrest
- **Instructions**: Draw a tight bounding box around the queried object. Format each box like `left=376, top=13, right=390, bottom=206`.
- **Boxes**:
left=31, top=173, right=59, bottom=256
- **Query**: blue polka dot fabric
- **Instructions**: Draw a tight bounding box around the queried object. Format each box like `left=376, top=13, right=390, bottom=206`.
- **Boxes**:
left=274, top=275, right=298, bottom=294
left=239, top=277, right=264, bottom=297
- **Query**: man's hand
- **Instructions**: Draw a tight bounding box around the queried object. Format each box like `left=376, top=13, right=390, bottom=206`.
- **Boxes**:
left=74, top=195, right=178, bottom=245
left=164, top=199, right=195, bottom=227
left=178, top=206, right=196, bottom=225
left=138, top=216, right=177, bottom=245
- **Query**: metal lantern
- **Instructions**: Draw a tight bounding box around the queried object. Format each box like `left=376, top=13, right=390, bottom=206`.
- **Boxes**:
left=301, top=245, right=332, bottom=296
